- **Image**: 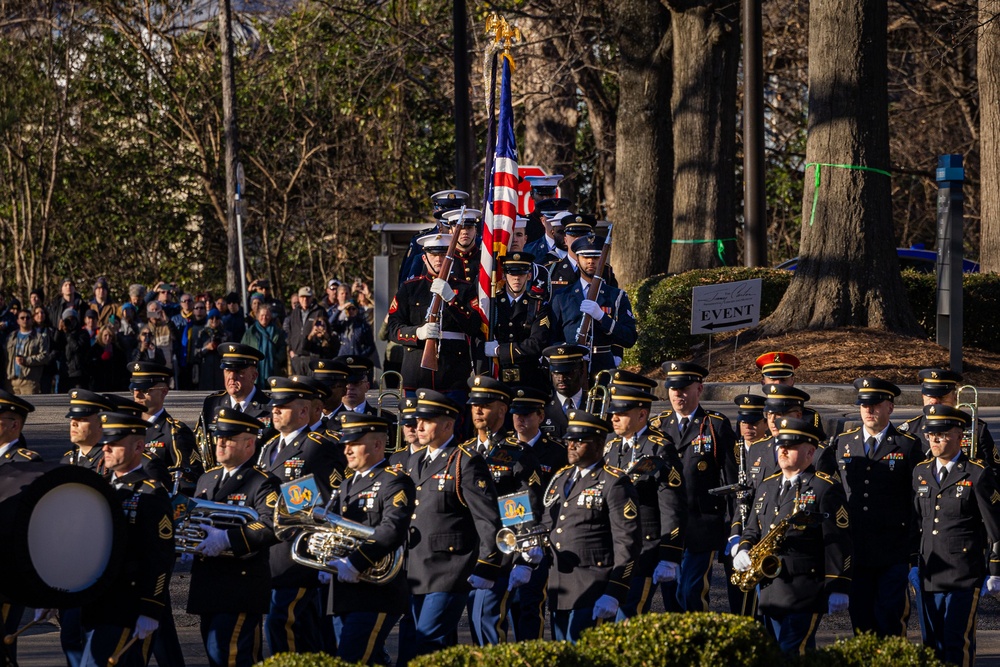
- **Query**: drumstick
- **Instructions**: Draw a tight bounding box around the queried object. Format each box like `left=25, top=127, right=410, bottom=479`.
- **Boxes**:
left=3, top=616, right=45, bottom=644
left=107, top=635, right=139, bottom=666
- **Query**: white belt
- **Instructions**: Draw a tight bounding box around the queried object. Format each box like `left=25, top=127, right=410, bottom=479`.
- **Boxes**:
left=438, top=332, right=467, bottom=341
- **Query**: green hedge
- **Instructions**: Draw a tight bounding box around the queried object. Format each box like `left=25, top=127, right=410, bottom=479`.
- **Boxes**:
left=255, top=654, right=359, bottom=667
left=625, top=267, right=1000, bottom=370
left=787, top=633, right=944, bottom=667
left=409, top=639, right=600, bottom=667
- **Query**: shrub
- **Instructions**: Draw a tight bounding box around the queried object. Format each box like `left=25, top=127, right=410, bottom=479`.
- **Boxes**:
left=255, top=653, right=360, bottom=667
left=576, top=612, right=782, bottom=667
left=794, top=633, right=946, bottom=667
left=408, top=639, right=601, bottom=667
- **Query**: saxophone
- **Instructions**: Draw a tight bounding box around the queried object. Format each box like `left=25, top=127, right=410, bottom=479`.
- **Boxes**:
left=730, top=484, right=822, bottom=593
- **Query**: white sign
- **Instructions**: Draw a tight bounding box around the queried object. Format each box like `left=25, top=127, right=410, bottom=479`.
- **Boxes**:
left=690, top=278, right=762, bottom=334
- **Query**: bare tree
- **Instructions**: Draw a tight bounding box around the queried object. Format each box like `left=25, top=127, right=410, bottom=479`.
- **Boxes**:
left=980, top=0, right=1000, bottom=270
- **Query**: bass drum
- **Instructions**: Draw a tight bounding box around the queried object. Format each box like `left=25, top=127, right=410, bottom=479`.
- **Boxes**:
left=0, top=462, right=125, bottom=608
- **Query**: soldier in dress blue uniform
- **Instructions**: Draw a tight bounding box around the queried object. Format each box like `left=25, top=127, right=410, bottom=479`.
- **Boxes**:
left=603, top=386, right=685, bottom=618
left=201, top=343, right=275, bottom=448
left=326, top=413, right=415, bottom=665
left=733, top=418, right=852, bottom=655
left=80, top=412, right=175, bottom=667
left=397, top=390, right=503, bottom=662
left=546, top=218, right=618, bottom=292
left=186, top=408, right=280, bottom=667
left=481, top=252, right=552, bottom=387
left=913, top=405, right=1000, bottom=667
left=899, top=369, right=1000, bottom=473
left=549, top=237, right=636, bottom=375
left=257, top=376, right=346, bottom=656
left=532, top=410, right=641, bottom=642
left=541, top=344, right=590, bottom=439
left=816, top=378, right=920, bottom=637
left=397, top=190, right=469, bottom=285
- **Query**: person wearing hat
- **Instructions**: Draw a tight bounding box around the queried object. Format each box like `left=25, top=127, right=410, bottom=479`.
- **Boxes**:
left=549, top=236, right=636, bottom=375
left=48, top=277, right=84, bottom=331
left=331, top=297, right=375, bottom=359
left=523, top=189, right=568, bottom=266
left=388, top=396, right=420, bottom=467
left=603, top=385, right=685, bottom=618
left=397, top=389, right=503, bottom=662
left=733, top=417, right=852, bottom=654
left=503, top=386, right=567, bottom=640
left=396, top=189, right=470, bottom=286
left=652, top=361, right=737, bottom=613
left=193, top=307, right=232, bottom=391
left=222, top=292, right=247, bottom=342
left=912, top=405, right=1000, bottom=666
left=531, top=410, right=640, bottom=642
left=387, top=231, right=482, bottom=396
left=77, top=412, right=174, bottom=667
left=546, top=214, right=613, bottom=290
left=334, top=355, right=378, bottom=417
left=128, top=361, right=202, bottom=495
left=258, top=376, right=345, bottom=656
left=481, top=251, right=552, bottom=386
left=201, top=343, right=275, bottom=448
left=899, top=369, right=1000, bottom=473
left=755, top=351, right=826, bottom=439
left=441, top=207, right=482, bottom=284
left=462, top=376, right=541, bottom=646
left=186, top=408, right=280, bottom=667
left=325, top=413, right=415, bottom=665
left=287, top=286, right=325, bottom=376
left=541, top=344, right=590, bottom=439
left=815, top=377, right=920, bottom=637
left=307, top=358, right=352, bottom=425
left=90, top=276, right=120, bottom=328
left=0, top=389, right=39, bottom=463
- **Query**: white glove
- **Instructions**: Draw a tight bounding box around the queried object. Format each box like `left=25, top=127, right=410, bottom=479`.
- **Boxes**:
left=317, top=571, right=332, bottom=585
left=828, top=592, right=850, bottom=614
left=579, top=299, right=604, bottom=321
left=430, top=278, right=456, bottom=302
left=983, top=575, right=1000, bottom=597
left=33, top=608, right=56, bottom=622
left=468, top=574, right=493, bottom=590
left=484, top=341, right=500, bottom=358
left=733, top=550, right=752, bottom=572
left=592, top=594, right=619, bottom=620
left=179, top=553, right=194, bottom=566
left=331, top=558, right=360, bottom=584
left=522, top=546, right=544, bottom=564
left=194, top=525, right=230, bottom=558
left=908, top=566, right=920, bottom=593
left=507, top=564, right=532, bottom=591
left=415, top=322, right=440, bottom=341
left=652, top=561, right=678, bottom=584
left=132, top=615, right=159, bottom=640
left=726, top=535, right=741, bottom=559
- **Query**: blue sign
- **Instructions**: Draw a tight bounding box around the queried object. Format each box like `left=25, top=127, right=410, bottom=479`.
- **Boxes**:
left=280, top=474, right=320, bottom=514
left=498, top=491, right=533, bottom=527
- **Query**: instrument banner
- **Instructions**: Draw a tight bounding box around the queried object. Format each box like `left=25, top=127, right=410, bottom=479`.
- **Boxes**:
left=498, top=491, right=533, bottom=527
left=280, top=474, right=320, bottom=514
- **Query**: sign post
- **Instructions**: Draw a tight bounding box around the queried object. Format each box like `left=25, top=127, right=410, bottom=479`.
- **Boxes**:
left=935, top=154, right=963, bottom=373
left=691, top=279, right=762, bottom=371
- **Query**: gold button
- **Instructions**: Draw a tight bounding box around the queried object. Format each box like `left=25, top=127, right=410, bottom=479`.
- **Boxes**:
left=934, top=518, right=939, bottom=523
left=560, top=515, right=566, bottom=520
left=932, top=529, right=939, bottom=535
left=556, top=528, right=563, bottom=534
left=563, top=502, right=569, bottom=507
left=597, top=562, right=603, bottom=566
left=416, top=486, right=422, bottom=491
left=555, top=542, right=561, bottom=549
left=415, top=500, right=420, bottom=506
left=863, top=506, right=868, bottom=511
left=448, top=546, right=454, bottom=552
left=863, top=493, right=869, bottom=498
left=864, top=480, right=870, bottom=485
left=411, top=514, right=417, bottom=519
left=935, top=505, right=941, bottom=510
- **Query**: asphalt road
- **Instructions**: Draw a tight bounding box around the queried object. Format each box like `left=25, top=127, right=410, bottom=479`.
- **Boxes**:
left=9, top=390, right=1000, bottom=665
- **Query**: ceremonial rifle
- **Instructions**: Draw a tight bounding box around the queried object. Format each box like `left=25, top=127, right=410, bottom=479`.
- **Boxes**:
left=574, top=224, right=614, bottom=348
left=420, top=209, right=464, bottom=371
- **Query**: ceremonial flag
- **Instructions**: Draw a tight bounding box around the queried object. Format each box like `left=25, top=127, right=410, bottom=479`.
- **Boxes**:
left=477, top=56, right=518, bottom=332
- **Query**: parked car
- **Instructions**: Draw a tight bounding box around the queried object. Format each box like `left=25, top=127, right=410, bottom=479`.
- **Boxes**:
left=775, top=244, right=979, bottom=273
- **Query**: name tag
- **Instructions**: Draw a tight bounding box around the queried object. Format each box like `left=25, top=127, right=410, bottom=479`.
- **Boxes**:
left=917, top=486, right=930, bottom=497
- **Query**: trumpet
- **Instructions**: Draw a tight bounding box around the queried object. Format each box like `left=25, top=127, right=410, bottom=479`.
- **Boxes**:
left=377, top=371, right=404, bottom=453
left=274, top=496, right=403, bottom=584
left=957, top=384, right=978, bottom=460
left=496, top=525, right=550, bottom=555
left=174, top=497, right=259, bottom=557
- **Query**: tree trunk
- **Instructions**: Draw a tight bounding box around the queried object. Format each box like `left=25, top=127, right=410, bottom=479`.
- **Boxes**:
left=666, top=0, right=739, bottom=273
left=759, top=0, right=922, bottom=335
left=220, top=0, right=240, bottom=295
left=610, top=0, right=673, bottom=287
left=980, top=1, right=1000, bottom=271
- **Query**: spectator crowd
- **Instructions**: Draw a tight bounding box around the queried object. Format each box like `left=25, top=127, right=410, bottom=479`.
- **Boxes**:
left=0, top=276, right=376, bottom=395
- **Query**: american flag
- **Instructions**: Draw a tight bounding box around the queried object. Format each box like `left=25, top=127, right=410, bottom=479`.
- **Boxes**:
left=477, top=56, right=518, bottom=333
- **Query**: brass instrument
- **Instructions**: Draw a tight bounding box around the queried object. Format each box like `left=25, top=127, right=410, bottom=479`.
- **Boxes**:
left=274, top=496, right=403, bottom=584
left=584, top=369, right=614, bottom=419
left=194, top=412, right=215, bottom=470
left=624, top=454, right=665, bottom=482
left=174, top=497, right=259, bottom=557
left=496, top=525, right=550, bottom=555
left=957, top=384, right=978, bottom=459
left=735, top=440, right=750, bottom=528
left=377, top=371, right=404, bottom=453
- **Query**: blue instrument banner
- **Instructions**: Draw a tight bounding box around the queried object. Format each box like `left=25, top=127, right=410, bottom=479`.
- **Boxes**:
left=280, top=474, right=320, bottom=514
left=498, top=491, right=533, bottom=527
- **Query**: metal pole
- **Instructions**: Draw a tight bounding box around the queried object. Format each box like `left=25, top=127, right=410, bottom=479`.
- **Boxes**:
left=742, top=0, right=767, bottom=267
left=453, top=0, right=472, bottom=196
left=236, top=162, right=248, bottom=315
left=935, top=154, right=964, bottom=373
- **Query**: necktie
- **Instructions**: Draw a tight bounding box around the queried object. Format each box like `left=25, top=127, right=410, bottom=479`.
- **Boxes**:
left=865, top=436, right=877, bottom=458
left=564, top=470, right=578, bottom=496
left=779, top=479, right=791, bottom=497
left=563, top=397, right=575, bottom=413
left=271, top=439, right=285, bottom=465
left=939, top=466, right=949, bottom=485
left=233, top=402, right=243, bottom=413
left=679, top=417, right=690, bottom=437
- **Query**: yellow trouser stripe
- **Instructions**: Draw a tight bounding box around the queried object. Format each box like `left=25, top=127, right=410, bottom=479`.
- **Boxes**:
left=698, top=551, right=717, bottom=612
left=229, top=612, right=246, bottom=667
left=962, top=588, right=981, bottom=667
left=360, top=613, right=387, bottom=664
left=798, top=614, right=820, bottom=656
left=285, top=588, right=307, bottom=653
left=495, top=589, right=511, bottom=643
left=636, top=577, right=653, bottom=615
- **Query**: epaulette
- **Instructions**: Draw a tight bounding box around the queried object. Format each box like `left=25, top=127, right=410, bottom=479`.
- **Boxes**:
left=206, top=389, right=227, bottom=398
left=16, top=448, right=38, bottom=460
left=263, top=433, right=280, bottom=446
left=968, top=459, right=986, bottom=469
left=403, top=275, right=425, bottom=285
left=63, top=449, right=74, bottom=458
left=382, top=466, right=399, bottom=476
left=505, top=435, right=519, bottom=445
left=656, top=409, right=674, bottom=419
left=762, top=472, right=783, bottom=483
left=813, top=471, right=836, bottom=485
left=251, top=467, right=270, bottom=478
left=916, top=458, right=935, bottom=468
left=458, top=444, right=475, bottom=457
left=838, top=426, right=861, bottom=437
left=647, top=434, right=670, bottom=447
left=165, top=416, right=184, bottom=426
left=553, top=464, right=573, bottom=477
left=461, top=437, right=478, bottom=448
left=141, top=479, right=167, bottom=493
left=206, top=465, right=223, bottom=472
left=602, top=464, right=624, bottom=477
left=307, top=431, right=328, bottom=444
left=705, top=410, right=726, bottom=419
left=749, top=435, right=772, bottom=446
left=323, top=429, right=342, bottom=440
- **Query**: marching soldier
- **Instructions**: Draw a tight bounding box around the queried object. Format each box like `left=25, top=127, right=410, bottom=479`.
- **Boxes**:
left=257, top=376, right=346, bottom=655
left=733, top=418, right=852, bottom=654
left=541, top=344, right=590, bottom=439
left=101, top=393, right=173, bottom=488
left=79, top=412, right=175, bottom=667
left=549, top=237, right=636, bottom=374
left=603, top=385, right=685, bottom=618
left=201, top=343, right=274, bottom=446
left=386, top=232, right=482, bottom=395
left=899, top=368, right=1000, bottom=472
left=652, top=362, right=737, bottom=612
left=755, top=351, right=825, bottom=439
left=546, top=217, right=618, bottom=291
left=481, top=252, right=552, bottom=386
left=398, top=390, right=503, bottom=661
left=128, top=361, right=201, bottom=495
left=334, top=355, right=379, bottom=416
left=307, top=358, right=351, bottom=425
left=463, top=376, right=541, bottom=645
left=817, top=378, right=921, bottom=637
left=186, top=408, right=280, bottom=667
left=326, top=414, right=415, bottom=665
left=389, top=397, right=420, bottom=466
left=913, top=405, right=1000, bottom=666
left=532, top=410, right=640, bottom=642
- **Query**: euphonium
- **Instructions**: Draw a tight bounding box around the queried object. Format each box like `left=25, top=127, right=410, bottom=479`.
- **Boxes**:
left=274, top=498, right=403, bottom=585
left=174, top=497, right=259, bottom=557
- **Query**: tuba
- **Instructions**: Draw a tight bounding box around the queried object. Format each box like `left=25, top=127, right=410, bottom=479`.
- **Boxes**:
left=274, top=496, right=403, bottom=584
left=956, top=385, right=978, bottom=459
left=173, top=497, right=259, bottom=558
